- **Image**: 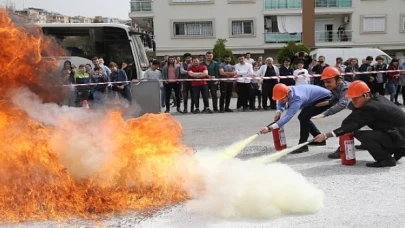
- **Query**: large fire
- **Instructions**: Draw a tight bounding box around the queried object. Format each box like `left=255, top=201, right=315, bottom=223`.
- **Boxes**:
left=0, top=9, right=192, bottom=223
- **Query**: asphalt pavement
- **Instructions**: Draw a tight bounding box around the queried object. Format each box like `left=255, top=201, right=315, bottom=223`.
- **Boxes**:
left=6, top=98, right=405, bottom=228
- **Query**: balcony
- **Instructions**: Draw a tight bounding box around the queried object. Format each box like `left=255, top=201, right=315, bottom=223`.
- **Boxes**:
left=315, top=30, right=352, bottom=43
left=315, top=0, right=351, bottom=8
left=264, top=0, right=351, bottom=10
left=264, top=0, right=301, bottom=10
left=264, top=30, right=352, bottom=44
left=130, top=1, right=152, bottom=12
left=264, top=32, right=302, bottom=43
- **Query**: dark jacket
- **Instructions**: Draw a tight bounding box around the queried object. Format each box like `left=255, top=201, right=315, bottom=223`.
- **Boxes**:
left=359, top=63, right=374, bottom=83
left=279, top=66, right=295, bottom=86
left=333, top=94, right=405, bottom=147
left=110, top=69, right=129, bottom=86
left=344, top=65, right=360, bottom=82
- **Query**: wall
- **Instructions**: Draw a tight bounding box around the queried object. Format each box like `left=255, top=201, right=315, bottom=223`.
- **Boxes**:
left=152, top=0, right=265, bottom=56
left=351, top=0, right=405, bottom=46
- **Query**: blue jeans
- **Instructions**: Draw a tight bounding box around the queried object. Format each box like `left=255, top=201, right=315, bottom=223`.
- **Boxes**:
left=160, top=86, right=166, bottom=107
left=386, top=80, right=397, bottom=102
left=93, top=91, right=106, bottom=109
left=192, top=85, right=209, bottom=110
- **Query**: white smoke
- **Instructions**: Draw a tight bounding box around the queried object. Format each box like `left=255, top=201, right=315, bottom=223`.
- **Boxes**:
left=11, top=87, right=325, bottom=219
left=10, top=87, right=117, bottom=181
left=185, top=157, right=325, bottom=219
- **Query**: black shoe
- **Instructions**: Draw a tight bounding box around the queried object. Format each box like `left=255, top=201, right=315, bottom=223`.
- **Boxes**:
left=182, top=110, right=188, bottom=114
left=177, top=108, right=181, bottom=113
left=164, top=110, right=170, bottom=113
left=225, top=108, right=233, bottom=112
left=366, top=159, right=396, bottom=168
left=219, top=109, right=225, bottom=113
left=214, top=109, right=219, bottom=112
left=355, top=144, right=366, bottom=150
left=328, top=148, right=341, bottom=159
left=394, top=152, right=405, bottom=161
left=395, top=101, right=402, bottom=105
left=308, top=141, right=326, bottom=146
left=193, top=109, right=200, bottom=114
left=290, top=145, right=309, bottom=154
left=202, top=108, right=213, bottom=114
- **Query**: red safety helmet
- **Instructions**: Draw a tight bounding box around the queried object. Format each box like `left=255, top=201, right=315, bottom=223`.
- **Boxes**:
left=272, top=83, right=290, bottom=100
left=321, top=66, right=341, bottom=80
left=345, top=80, right=370, bottom=98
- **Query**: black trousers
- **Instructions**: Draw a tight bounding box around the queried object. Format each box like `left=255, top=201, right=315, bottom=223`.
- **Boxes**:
left=182, top=81, right=194, bottom=112
left=262, top=80, right=278, bottom=109
left=253, top=88, right=262, bottom=108
left=236, top=82, right=254, bottom=109
left=375, top=82, right=385, bottom=96
left=220, top=81, right=233, bottom=110
left=395, top=85, right=405, bottom=103
left=164, top=82, right=180, bottom=111
left=207, top=81, right=218, bottom=110
left=192, top=85, right=209, bottom=110
left=354, top=130, right=404, bottom=161
left=297, top=99, right=331, bottom=143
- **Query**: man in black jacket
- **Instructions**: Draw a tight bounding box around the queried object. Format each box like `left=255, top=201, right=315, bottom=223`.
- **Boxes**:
left=314, top=80, right=405, bottom=168
left=279, top=58, right=295, bottom=86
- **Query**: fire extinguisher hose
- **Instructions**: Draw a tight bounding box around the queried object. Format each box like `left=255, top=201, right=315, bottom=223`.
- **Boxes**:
left=259, top=139, right=315, bottom=164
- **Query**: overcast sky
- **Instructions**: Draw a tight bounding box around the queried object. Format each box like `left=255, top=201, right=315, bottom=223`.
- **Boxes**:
left=5, top=0, right=130, bottom=19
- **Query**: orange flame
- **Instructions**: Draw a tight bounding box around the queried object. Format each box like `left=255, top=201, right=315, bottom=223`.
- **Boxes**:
left=0, top=9, right=194, bottom=223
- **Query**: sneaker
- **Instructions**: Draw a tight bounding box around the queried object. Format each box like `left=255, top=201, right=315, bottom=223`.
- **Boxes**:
left=290, top=145, right=309, bottom=154
left=202, top=108, right=213, bottom=114
left=355, top=144, right=366, bottom=150
left=193, top=109, right=200, bottom=114
left=328, top=147, right=341, bottom=159
left=308, top=141, right=326, bottom=146
left=366, top=159, right=396, bottom=168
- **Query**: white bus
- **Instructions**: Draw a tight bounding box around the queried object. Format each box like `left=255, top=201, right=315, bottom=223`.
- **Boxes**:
left=39, top=23, right=154, bottom=79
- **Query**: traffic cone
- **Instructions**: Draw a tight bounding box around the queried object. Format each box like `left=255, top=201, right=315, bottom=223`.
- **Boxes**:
left=82, top=100, right=90, bottom=112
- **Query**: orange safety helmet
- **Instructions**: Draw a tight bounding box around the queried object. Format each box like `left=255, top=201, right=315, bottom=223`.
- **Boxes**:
left=345, top=80, right=370, bottom=98
left=272, top=83, right=290, bottom=100
left=321, top=66, right=341, bottom=80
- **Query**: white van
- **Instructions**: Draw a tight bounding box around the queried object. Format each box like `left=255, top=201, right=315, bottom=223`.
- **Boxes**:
left=310, top=48, right=392, bottom=65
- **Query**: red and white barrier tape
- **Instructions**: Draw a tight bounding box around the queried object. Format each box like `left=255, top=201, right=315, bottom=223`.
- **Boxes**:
left=64, top=69, right=405, bottom=87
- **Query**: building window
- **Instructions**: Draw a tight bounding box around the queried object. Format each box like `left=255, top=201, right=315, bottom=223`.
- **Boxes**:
left=362, top=16, right=386, bottom=33
left=231, top=20, right=254, bottom=36
left=173, top=21, right=214, bottom=37
left=402, top=14, right=405, bottom=31
left=170, top=0, right=213, bottom=4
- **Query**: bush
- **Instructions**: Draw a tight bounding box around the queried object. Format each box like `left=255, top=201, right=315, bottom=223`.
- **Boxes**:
left=213, top=39, right=236, bottom=64
left=277, top=41, right=310, bottom=64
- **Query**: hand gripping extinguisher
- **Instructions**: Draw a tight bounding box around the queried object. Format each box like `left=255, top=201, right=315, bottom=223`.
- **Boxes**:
left=339, top=133, right=356, bottom=165
left=268, top=122, right=287, bottom=151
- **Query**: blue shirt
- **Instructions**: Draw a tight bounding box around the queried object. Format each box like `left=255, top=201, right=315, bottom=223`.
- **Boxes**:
left=276, top=85, right=331, bottom=128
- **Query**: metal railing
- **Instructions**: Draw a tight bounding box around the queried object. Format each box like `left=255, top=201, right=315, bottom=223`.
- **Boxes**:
left=264, top=0, right=301, bottom=9
left=315, top=0, right=352, bottom=7
left=315, top=30, right=352, bottom=42
left=264, top=30, right=352, bottom=43
left=130, top=1, right=152, bottom=12
left=264, top=32, right=302, bottom=43
left=264, top=0, right=351, bottom=9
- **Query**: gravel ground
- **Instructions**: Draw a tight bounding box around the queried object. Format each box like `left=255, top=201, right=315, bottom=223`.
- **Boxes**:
left=5, top=98, right=405, bottom=228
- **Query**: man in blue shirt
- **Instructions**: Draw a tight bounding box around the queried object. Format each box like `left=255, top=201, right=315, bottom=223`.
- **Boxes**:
left=260, top=83, right=332, bottom=153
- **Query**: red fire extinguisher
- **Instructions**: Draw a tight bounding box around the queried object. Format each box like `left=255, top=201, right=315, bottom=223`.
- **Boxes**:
left=339, top=133, right=356, bottom=165
left=272, top=127, right=287, bottom=151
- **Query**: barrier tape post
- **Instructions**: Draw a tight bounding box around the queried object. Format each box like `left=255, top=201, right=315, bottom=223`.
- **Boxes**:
left=63, top=69, right=405, bottom=87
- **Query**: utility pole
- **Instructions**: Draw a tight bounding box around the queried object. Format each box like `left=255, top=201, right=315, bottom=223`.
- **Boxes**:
left=302, top=0, right=315, bottom=48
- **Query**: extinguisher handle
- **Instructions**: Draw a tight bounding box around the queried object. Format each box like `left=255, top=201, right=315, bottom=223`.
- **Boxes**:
left=266, top=121, right=276, bottom=128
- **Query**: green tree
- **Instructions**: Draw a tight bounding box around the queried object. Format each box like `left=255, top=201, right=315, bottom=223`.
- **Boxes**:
left=277, top=41, right=310, bottom=65
left=213, top=39, right=236, bottom=64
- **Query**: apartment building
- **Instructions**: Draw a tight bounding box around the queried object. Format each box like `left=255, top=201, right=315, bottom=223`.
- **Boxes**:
left=70, top=16, right=94, bottom=23
left=129, top=0, right=405, bottom=58
left=14, top=7, right=47, bottom=24
left=46, top=13, right=70, bottom=23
